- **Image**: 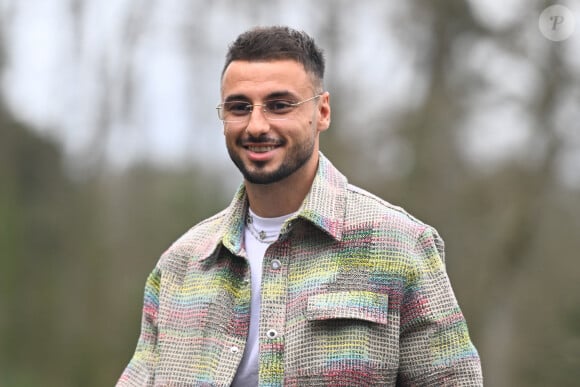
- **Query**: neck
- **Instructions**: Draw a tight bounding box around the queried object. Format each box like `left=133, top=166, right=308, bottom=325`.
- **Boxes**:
left=245, top=155, right=318, bottom=218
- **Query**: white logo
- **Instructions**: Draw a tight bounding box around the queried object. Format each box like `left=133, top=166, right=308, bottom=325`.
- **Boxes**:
left=539, top=5, right=576, bottom=41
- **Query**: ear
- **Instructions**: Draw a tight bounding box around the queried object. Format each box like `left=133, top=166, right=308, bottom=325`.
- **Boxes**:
left=316, top=92, right=331, bottom=132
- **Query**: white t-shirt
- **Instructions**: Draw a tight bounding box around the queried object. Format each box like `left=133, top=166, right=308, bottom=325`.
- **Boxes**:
left=230, top=209, right=295, bottom=387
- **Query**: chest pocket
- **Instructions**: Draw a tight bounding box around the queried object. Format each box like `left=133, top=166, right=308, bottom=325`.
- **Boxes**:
left=306, top=290, right=389, bottom=324
left=285, top=290, right=394, bottom=384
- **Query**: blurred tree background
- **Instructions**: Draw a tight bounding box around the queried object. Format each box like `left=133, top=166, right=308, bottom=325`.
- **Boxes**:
left=1, top=1, right=579, bottom=386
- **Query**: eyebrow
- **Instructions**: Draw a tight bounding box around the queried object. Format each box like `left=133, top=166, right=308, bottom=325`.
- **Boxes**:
left=223, top=91, right=298, bottom=103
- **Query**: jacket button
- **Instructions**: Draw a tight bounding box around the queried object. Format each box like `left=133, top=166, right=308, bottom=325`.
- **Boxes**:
left=266, top=329, right=278, bottom=339
left=271, top=259, right=282, bottom=270
left=230, top=346, right=239, bottom=353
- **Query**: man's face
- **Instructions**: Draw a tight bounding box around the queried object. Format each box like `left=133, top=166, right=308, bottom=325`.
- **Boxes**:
left=220, top=59, right=330, bottom=185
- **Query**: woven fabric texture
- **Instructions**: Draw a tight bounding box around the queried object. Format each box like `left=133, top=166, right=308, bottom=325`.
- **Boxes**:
left=117, top=153, right=483, bottom=386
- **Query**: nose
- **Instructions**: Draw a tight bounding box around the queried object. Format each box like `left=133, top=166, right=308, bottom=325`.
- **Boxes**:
left=244, top=106, right=270, bottom=136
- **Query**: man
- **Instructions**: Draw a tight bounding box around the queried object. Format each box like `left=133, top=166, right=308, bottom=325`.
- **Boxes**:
left=117, top=26, right=483, bottom=386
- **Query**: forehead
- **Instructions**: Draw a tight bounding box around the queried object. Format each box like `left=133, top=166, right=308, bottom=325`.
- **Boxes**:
left=221, top=60, right=314, bottom=99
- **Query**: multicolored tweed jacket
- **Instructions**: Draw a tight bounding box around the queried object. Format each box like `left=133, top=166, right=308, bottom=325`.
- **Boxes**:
left=117, top=153, right=483, bottom=386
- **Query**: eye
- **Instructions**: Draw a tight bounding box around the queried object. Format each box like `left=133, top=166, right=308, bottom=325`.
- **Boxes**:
left=265, top=100, right=294, bottom=114
left=224, top=101, right=252, bottom=116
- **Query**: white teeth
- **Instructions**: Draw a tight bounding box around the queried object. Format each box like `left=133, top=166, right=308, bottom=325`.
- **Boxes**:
left=248, top=146, right=275, bottom=153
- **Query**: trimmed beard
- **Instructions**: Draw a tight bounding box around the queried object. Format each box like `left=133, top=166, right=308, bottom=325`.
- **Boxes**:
left=228, top=137, right=315, bottom=185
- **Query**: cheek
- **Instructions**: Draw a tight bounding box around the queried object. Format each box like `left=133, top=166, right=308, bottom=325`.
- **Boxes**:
left=223, top=128, right=235, bottom=147
left=223, top=125, right=237, bottom=138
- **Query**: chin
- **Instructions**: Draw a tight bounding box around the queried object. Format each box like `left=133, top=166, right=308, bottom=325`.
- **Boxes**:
left=243, top=171, right=284, bottom=185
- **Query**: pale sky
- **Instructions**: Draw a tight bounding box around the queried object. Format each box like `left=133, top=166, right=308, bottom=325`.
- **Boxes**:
left=1, top=0, right=579, bottom=186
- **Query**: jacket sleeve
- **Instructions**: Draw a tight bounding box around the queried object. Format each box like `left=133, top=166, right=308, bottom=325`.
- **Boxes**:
left=116, top=267, right=161, bottom=387
left=397, top=227, right=483, bottom=386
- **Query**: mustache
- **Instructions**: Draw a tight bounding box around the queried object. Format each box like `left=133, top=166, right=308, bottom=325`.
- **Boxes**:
left=239, top=135, right=284, bottom=146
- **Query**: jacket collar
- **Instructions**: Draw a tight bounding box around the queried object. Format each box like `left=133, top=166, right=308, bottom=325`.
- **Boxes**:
left=201, top=152, right=347, bottom=261
left=296, top=152, right=346, bottom=241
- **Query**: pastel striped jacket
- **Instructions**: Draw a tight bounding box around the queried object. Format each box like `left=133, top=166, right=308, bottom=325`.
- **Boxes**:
left=117, top=153, right=483, bottom=386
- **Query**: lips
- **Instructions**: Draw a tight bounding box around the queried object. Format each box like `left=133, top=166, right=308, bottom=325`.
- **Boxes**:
left=244, top=144, right=280, bottom=161
left=241, top=137, right=283, bottom=152
left=240, top=138, right=283, bottom=162
left=247, top=145, right=277, bottom=153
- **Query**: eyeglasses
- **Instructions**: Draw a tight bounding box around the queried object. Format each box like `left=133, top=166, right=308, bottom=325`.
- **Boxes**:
left=216, top=94, right=322, bottom=123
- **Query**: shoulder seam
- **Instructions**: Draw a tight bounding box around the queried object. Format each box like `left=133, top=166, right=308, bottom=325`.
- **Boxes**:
left=346, top=183, right=429, bottom=229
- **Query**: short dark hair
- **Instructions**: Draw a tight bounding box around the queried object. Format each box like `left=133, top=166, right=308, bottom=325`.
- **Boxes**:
left=222, top=26, right=325, bottom=90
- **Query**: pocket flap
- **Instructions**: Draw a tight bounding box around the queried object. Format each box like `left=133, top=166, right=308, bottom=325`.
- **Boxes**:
left=306, top=291, right=388, bottom=325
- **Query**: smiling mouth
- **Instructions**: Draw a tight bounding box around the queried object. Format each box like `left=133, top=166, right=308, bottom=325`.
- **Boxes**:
left=247, top=145, right=277, bottom=153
